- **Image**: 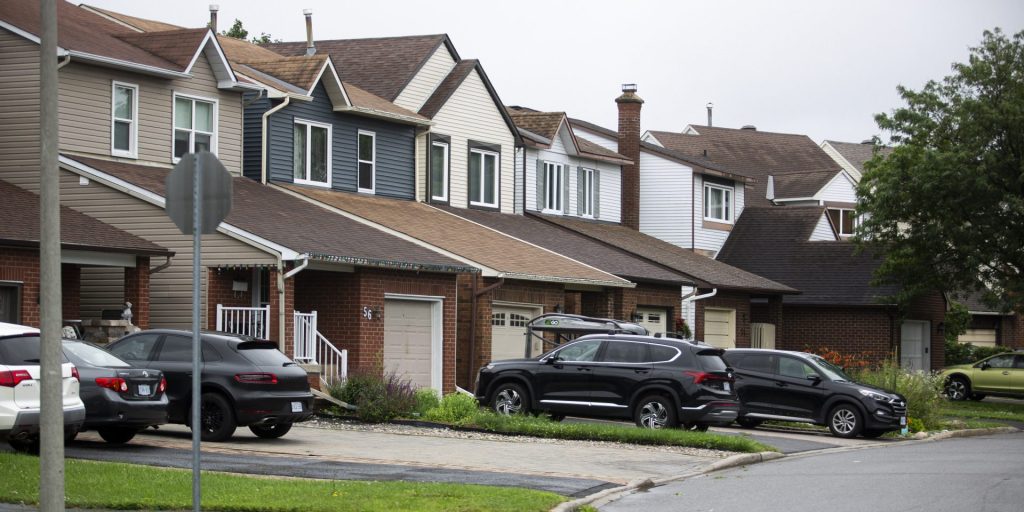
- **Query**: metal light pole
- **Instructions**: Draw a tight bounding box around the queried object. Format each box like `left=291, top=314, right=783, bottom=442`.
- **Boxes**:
left=39, top=0, right=65, bottom=510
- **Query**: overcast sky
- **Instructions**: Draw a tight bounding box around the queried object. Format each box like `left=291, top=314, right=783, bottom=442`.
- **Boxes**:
left=85, top=0, right=1023, bottom=144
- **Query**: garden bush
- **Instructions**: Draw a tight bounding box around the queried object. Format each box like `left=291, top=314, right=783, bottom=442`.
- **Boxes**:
left=328, top=370, right=417, bottom=423
left=413, top=388, right=441, bottom=416
left=423, top=392, right=481, bottom=424
left=851, top=360, right=945, bottom=430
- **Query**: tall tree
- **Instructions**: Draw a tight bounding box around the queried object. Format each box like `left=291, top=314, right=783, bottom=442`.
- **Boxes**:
left=857, top=29, right=1024, bottom=312
left=222, top=19, right=248, bottom=40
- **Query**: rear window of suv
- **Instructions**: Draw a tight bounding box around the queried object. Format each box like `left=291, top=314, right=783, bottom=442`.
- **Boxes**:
left=0, top=336, right=68, bottom=364
left=695, top=349, right=728, bottom=371
left=237, top=342, right=293, bottom=366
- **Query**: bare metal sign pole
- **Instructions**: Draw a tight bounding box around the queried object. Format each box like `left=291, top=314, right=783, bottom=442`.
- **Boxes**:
left=190, top=154, right=202, bottom=511
left=39, top=0, right=65, bottom=510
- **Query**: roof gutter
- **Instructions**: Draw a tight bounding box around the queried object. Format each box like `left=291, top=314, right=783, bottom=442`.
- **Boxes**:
left=283, top=254, right=310, bottom=279
left=68, top=50, right=190, bottom=79
left=261, top=97, right=292, bottom=184
left=683, top=287, right=718, bottom=306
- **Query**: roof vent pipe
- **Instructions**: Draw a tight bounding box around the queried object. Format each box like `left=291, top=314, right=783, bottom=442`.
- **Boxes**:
left=303, top=9, right=316, bottom=56
left=706, top=102, right=713, bottom=127
left=208, top=4, right=219, bottom=32
left=741, top=125, right=757, bottom=131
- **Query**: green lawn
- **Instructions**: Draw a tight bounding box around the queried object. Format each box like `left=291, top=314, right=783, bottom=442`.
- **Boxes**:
left=0, top=452, right=567, bottom=512
left=938, top=399, right=1024, bottom=423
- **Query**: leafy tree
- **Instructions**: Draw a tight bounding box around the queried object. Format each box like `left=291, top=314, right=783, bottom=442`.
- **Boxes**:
left=856, top=29, right=1024, bottom=313
left=221, top=19, right=248, bottom=40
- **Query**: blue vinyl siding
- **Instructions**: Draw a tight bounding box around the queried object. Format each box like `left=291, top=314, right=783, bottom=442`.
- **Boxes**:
left=265, top=82, right=416, bottom=198
left=242, top=92, right=271, bottom=181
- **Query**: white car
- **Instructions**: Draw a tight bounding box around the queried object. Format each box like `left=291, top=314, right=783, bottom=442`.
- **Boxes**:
left=0, top=322, right=86, bottom=452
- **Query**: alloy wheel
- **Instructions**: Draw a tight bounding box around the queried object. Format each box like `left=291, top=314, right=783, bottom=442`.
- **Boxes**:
left=831, top=408, right=857, bottom=435
left=946, top=379, right=968, bottom=401
left=494, top=388, right=523, bottom=415
left=639, top=401, right=668, bottom=429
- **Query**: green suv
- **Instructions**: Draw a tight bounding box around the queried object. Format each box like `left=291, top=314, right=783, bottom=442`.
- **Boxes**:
left=941, top=351, right=1024, bottom=401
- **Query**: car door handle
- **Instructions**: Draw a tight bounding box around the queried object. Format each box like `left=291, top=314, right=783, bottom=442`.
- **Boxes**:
left=775, top=381, right=787, bottom=387
left=634, top=369, right=650, bottom=374
left=1003, top=371, right=1010, bottom=375
left=577, top=367, right=592, bottom=372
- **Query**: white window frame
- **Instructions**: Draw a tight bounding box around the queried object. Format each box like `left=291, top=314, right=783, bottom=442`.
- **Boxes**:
left=110, top=81, right=139, bottom=159
left=430, top=141, right=449, bottom=202
left=357, top=130, right=376, bottom=194
left=703, top=182, right=734, bottom=223
left=293, top=118, right=333, bottom=188
left=581, top=168, right=595, bottom=218
left=171, top=92, right=218, bottom=163
left=469, top=148, right=499, bottom=208
left=542, top=161, right=564, bottom=213
left=828, top=207, right=858, bottom=237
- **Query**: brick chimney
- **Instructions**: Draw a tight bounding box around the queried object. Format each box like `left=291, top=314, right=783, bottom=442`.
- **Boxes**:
left=616, top=84, right=643, bottom=230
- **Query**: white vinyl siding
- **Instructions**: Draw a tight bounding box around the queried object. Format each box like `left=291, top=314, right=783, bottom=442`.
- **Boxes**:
left=423, top=69, right=515, bottom=213
left=809, top=213, right=838, bottom=241
left=110, top=81, right=138, bottom=158
left=393, top=46, right=457, bottom=112
left=818, top=172, right=858, bottom=203
left=639, top=151, right=693, bottom=249
left=523, top=141, right=620, bottom=222
left=572, top=126, right=619, bottom=152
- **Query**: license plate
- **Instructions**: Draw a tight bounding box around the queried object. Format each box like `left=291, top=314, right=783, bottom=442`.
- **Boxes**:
left=900, top=416, right=907, bottom=426
left=723, top=382, right=731, bottom=392
left=291, top=401, right=303, bottom=413
left=137, top=384, right=151, bottom=395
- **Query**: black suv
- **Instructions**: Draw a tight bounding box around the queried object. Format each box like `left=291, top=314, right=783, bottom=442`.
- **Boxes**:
left=475, top=335, right=738, bottom=430
left=723, top=349, right=907, bottom=438
left=107, top=330, right=314, bottom=441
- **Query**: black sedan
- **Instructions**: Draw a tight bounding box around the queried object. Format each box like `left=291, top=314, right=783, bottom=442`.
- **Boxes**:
left=107, top=330, right=314, bottom=442
left=61, top=340, right=168, bottom=444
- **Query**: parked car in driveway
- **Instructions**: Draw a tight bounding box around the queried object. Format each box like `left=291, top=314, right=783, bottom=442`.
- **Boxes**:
left=941, top=351, right=1024, bottom=401
left=722, top=349, right=907, bottom=438
left=61, top=339, right=168, bottom=444
left=107, top=330, right=314, bottom=441
left=476, top=334, right=738, bottom=430
left=0, top=322, right=86, bottom=452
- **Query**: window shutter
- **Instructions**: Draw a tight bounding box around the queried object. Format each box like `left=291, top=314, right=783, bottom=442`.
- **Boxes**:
left=562, top=164, right=570, bottom=214
left=536, top=159, right=545, bottom=211
left=576, top=166, right=585, bottom=216
left=593, top=170, right=601, bottom=219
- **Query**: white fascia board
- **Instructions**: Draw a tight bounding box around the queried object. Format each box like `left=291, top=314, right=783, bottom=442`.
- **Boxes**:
left=498, top=272, right=635, bottom=289
left=186, top=30, right=240, bottom=87
left=317, top=59, right=351, bottom=107
left=58, top=155, right=302, bottom=261
left=641, top=130, right=662, bottom=146
left=271, top=184, right=496, bottom=276
left=333, top=105, right=431, bottom=127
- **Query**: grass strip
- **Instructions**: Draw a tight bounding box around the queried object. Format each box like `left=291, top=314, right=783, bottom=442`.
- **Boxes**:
left=938, top=400, right=1024, bottom=423
left=0, top=452, right=566, bottom=512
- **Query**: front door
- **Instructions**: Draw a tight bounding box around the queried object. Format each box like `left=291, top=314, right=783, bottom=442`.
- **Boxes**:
left=704, top=308, right=736, bottom=349
left=900, top=320, right=930, bottom=372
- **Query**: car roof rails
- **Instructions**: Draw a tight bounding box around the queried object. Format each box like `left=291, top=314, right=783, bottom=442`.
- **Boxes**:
left=527, top=313, right=648, bottom=336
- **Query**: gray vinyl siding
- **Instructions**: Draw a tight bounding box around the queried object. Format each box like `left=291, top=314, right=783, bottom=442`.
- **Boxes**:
left=242, top=92, right=271, bottom=181
left=58, top=170, right=276, bottom=329
left=0, top=29, right=42, bottom=189
left=267, top=82, right=416, bottom=199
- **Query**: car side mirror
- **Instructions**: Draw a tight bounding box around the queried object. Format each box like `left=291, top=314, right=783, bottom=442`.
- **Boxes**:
left=806, top=374, right=821, bottom=383
left=544, top=355, right=560, bottom=365
left=980, top=363, right=991, bottom=370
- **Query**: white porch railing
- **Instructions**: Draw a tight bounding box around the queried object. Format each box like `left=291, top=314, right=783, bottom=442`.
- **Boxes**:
left=293, top=310, right=348, bottom=388
left=216, top=305, right=270, bottom=339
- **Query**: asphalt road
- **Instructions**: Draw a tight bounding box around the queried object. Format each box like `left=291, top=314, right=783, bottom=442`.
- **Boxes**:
left=601, top=431, right=1024, bottom=512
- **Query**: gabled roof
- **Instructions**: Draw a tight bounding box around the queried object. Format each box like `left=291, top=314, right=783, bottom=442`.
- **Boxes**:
left=772, top=169, right=849, bottom=201
left=441, top=207, right=689, bottom=286
left=822, top=140, right=894, bottom=176
left=508, top=110, right=631, bottom=164
left=265, top=34, right=456, bottom=102
left=415, top=59, right=520, bottom=143
left=0, top=180, right=170, bottom=257
left=115, top=28, right=209, bottom=69
left=277, top=185, right=633, bottom=288
left=508, top=111, right=564, bottom=141
left=650, top=126, right=842, bottom=207
left=717, top=207, right=898, bottom=306
left=532, top=214, right=797, bottom=295
left=80, top=4, right=181, bottom=32
left=60, top=156, right=474, bottom=274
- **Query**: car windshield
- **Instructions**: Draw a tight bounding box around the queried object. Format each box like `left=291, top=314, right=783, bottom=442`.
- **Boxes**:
left=809, top=355, right=851, bottom=382
left=63, top=341, right=131, bottom=368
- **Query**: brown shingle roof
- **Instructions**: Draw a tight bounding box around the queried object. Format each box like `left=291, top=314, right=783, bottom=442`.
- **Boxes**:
left=533, top=214, right=796, bottom=294
left=265, top=35, right=451, bottom=101
left=717, top=207, right=897, bottom=305
left=577, top=137, right=631, bottom=163
left=63, top=157, right=474, bottom=273
left=115, top=28, right=209, bottom=69
left=80, top=4, right=182, bottom=32
left=508, top=111, right=564, bottom=141
left=772, top=169, right=846, bottom=200
left=650, top=126, right=843, bottom=207
left=279, top=185, right=632, bottom=288
left=217, top=34, right=287, bottom=64
left=0, top=180, right=170, bottom=256
left=239, top=55, right=328, bottom=92
left=342, top=81, right=429, bottom=123
left=824, top=140, right=894, bottom=175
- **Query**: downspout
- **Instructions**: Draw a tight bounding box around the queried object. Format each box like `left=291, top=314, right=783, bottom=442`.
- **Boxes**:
left=261, top=97, right=291, bottom=184
left=691, top=172, right=696, bottom=251
left=149, top=255, right=173, bottom=274
left=283, top=255, right=309, bottom=279
left=57, top=53, right=71, bottom=69
left=469, top=275, right=504, bottom=386
left=682, top=288, right=718, bottom=338
left=274, top=254, right=310, bottom=353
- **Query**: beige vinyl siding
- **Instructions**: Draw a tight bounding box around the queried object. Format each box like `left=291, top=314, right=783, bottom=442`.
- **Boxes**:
left=394, top=46, right=456, bottom=113
left=80, top=267, right=125, bottom=321
left=429, top=69, right=515, bottom=213
left=57, top=53, right=243, bottom=174
left=59, top=170, right=276, bottom=328
left=0, top=29, right=42, bottom=189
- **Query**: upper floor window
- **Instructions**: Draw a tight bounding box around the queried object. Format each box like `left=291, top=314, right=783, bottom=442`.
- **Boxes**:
left=703, top=182, right=733, bottom=223
left=293, top=118, right=331, bottom=187
left=173, top=94, right=216, bottom=161
left=430, top=140, right=449, bottom=202
left=579, top=168, right=595, bottom=217
left=111, top=81, right=138, bottom=158
left=543, top=162, right=564, bottom=213
left=469, top=147, right=499, bottom=208
left=827, top=208, right=857, bottom=237
left=358, top=130, right=375, bottom=193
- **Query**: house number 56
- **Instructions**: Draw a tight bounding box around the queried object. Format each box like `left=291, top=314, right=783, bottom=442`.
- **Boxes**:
left=362, top=307, right=374, bottom=320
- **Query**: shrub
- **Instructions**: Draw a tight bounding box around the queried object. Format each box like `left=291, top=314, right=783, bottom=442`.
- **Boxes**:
left=945, top=338, right=975, bottom=365
left=907, top=417, right=925, bottom=433
left=851, top=360, right=945, bottom=430
left=424, top=392, right=481, bottom=425
left=804, top=346, right=880, bottom=371
left=413, top=388, right=441, bottom=417
left=972, top=346, right=1012, bottom=361
left=328, top=370, right=417, bottom=423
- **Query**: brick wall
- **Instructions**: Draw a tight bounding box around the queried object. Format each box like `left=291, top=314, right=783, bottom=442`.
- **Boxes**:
left=779, top=306, right=896, bottom=363
left=616, top=89, right=643, bottom=230
left=123, top=256, right=149, bottom=329
left=1000, top=314, right=1024, bottom=349
left=61, top=264, right=80, bottom=322
left=694, top=291, right=752, bottom=348
left=0, top=247, right=85, bottom=327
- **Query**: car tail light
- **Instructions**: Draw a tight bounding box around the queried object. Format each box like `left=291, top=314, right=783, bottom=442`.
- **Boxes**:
left=158, top=377, right=167, bottom=394
left=95, top=377, right=129, bottom=392
left=684, top=371, right=731, bottom=384
left=71, top=367, right=80, bottom=381
left=0, top=369, right=32, bottom=387
left=234, top=373, right=278, bottom=385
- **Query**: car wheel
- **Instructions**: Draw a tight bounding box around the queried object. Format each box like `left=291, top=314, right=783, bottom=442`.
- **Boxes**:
left=634, top=395, right=678, bottom=429
left=945, top=377, right=971, bottom=401
left=969, top=393, right=986, bottom=401
left=8, top=437, right=40, bottom=454
left=491, top=382, right=530, bottom=416
left=198, top=392, right=237, bottom=442
left=97, top=427, right=138, bottom=444
left=827, top=403, right=863, bottom=438
left=249, top=422, right=293, bottom=439
left=735, top=417, right=763, bottom=429
left=861, top=429, right=887, bottom=439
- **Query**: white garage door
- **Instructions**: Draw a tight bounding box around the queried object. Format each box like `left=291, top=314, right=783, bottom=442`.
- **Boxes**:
left=704, top=308, right=736, bottom=349
left=384, top=300, right=434, bottom=389
left=491, top=306, right=540, bottom=360
left=635, top=307, right=668, bottom=336
left=959, top=329, right=997, bottom=348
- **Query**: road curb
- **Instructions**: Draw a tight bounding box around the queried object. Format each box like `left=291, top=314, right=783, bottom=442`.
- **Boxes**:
left=552, top=451, right=784, bottom=512
left=922, top=426, right=1019, bottom=441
